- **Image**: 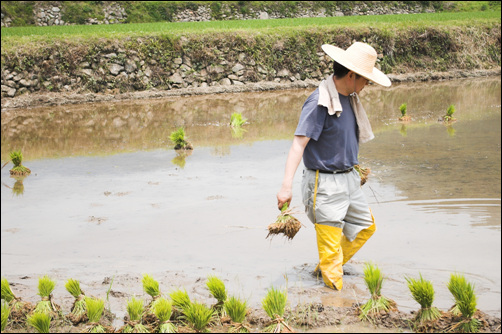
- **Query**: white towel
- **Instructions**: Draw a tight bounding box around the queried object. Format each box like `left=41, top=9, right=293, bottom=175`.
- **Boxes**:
left=318, top=74, right=375, bottom=143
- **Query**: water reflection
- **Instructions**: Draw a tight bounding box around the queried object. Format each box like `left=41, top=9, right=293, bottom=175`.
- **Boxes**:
left=2, top=176, right=26, bottom=197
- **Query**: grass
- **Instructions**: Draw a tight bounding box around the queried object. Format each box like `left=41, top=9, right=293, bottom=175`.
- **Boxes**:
left=1, top=11, right=500, bottom=50
left=405, top=273, right=441, bottom=325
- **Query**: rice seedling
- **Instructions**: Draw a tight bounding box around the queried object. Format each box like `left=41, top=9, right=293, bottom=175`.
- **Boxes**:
left=169, top=288, right=192, bottom=314
left=354, top=164, right=371, bottom=186
left=151, top=297, right=177, bottom=333
left=65, top=278, right=87, bottom=324
left=398, top=103, right=411, bottom=121
left=206, top=275, right=227, bottom=311
left=26, top=312, right=51, bottom=333
left=1, top=302, right=10, bottom=331
left=85, top=297, right=108, bottom=333
left=230, top=112, right=247, bottom=127
left=183, top=301, right=215, bottom=333
left=169, top=127, right=193, bottom=150
left=405, top=273, right=441, bottom=325
left=7, top=150, right=31, bottom=176
left=1, top=278, right=33, bottom=323
left=121, top=297, right=149, bottom=333
left=34, top=275, right=59, bottom=317
left=261, top=286, right=293, bottom=333
left=266, top=203, right=303, bottom=241
left=223, top=296, right=250, bottom=333
left=359, top=262, right=396, bottom=321
left=447, top=273, right=481, bottom=333
left=141, top=274, right=162, bottom=324
left=443, top=104, right=457, bottom=122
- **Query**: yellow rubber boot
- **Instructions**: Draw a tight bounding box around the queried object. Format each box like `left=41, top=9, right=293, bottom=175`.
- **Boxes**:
left=315, top=224, right=344, bottom=290
left=341, top=215, right=376, bottom=265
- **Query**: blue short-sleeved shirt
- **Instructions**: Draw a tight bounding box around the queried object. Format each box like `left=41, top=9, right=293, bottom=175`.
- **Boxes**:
left=295, top=88, right=359, bottom=171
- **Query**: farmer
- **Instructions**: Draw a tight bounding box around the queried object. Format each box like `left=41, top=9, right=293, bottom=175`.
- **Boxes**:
left=276, top=42, right=391, bottom=290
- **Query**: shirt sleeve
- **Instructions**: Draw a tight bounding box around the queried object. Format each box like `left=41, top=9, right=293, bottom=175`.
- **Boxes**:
left=294, top=89, right=327, bottom=141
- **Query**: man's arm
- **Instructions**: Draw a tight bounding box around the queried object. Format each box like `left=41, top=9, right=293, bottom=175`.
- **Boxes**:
left=276, top=135, right=310, bottom=210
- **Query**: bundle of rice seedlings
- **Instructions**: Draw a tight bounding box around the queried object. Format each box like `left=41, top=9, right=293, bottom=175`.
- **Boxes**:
left=65, top=278, right=87, bottom=324
left=443, top=104, right=457, bottom=122
left=447, top=274, right=481, bottom=333
left=34, top=275, right=59, bottom=318
left=354, top=164, right=370, bottom=186
left=266, top=203, right=303, bottom=241
left=183, top=301, right=214, bottom=333
left=405, top=273, right=441, bottom=325
left=169, top=288, right=192, bottom=316
left=151, top=297, right=177, bottom=333
left=141, top=274, right=161, bottom=324
left=169, top=127, right=193, bottom=150
left=1, top=302, right=10, bottom=331
left=7, top=150, right=31, bottom=176
left=85, top=297, right=110, bottom=333
left=206, top=275, right=227, bottom=312
left=223, top=296, right=250, bottom=333
left=230, top=113, right=247, bottom=127
left=1, top=278, right=33, bottom=322
left=359, top=262, right=396, bottom=321
left=26, top=312, right=51, bottom=333
left=261, top=286, right=293, bottom=333
left=398, top=103, right=411, bottom=121
left=121, top=297, right=150, bottom=333
left=447, top=273, right=467, bottom=316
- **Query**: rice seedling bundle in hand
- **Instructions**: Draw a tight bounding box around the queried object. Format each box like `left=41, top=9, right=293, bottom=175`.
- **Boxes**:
left=223, top=296, right=250, bottom=333
left=34, top=275, right=59, bottom=318
left=65, top=278, right=87, bottom=324
left=447, top=273, right=482, bottom=333
left=206, top=275, right=227, bottom=312
left=169, top=127, right=193, bottom=150
left=183, top=301, right=215, bottom=333
left=1, top=302, right=10, bottom=331
left=266, top=203, right=302, bottom=241
left=354, top=164, right=370, bottom=186
left=120, top=297, right=150, bottom=333
left=85, top=297, right=111, bottom=333
left=405, top=273, right=441, bottom=325
left=261, top=287, right=294, bottom=333
left=8, top=150, right=31, bottom=176
left=27, top=312, right=51, bottom=333
left=151, top=297, right=177, bottom=333
left=1, top=278, right=34, bottom=323
left=359, top=262, right=396, bottom=321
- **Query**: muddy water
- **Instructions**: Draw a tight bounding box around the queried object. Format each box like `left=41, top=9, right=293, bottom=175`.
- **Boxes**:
left=1, top=77, right=500, bottom=324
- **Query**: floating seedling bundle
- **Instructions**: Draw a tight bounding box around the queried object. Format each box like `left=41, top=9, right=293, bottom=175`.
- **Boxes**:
left=1, top=278, right=34, bottom=324
left=267, top=203, right=303, bottom=241
left=65, top=278, right=87, bottom=324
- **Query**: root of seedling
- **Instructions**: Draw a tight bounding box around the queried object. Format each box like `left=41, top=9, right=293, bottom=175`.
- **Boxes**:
left=354, top=165, right=370, bottom=186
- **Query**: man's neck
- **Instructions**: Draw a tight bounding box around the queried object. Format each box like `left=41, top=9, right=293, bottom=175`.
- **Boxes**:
left=333, top=75, right=353, bottom=97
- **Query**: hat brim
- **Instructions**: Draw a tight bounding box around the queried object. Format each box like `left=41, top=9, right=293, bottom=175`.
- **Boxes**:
left=322, top=44, right=391, bottom=87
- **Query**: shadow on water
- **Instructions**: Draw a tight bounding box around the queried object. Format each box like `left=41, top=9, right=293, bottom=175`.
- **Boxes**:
left=1, top=77, right=500, bottom=319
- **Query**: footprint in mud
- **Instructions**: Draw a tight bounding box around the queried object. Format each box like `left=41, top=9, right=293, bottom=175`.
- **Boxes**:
left=88, top=216, right=108, bottom=225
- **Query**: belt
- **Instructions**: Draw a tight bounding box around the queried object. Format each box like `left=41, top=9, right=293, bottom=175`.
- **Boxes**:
left=309, top=167, right=353, bottom=174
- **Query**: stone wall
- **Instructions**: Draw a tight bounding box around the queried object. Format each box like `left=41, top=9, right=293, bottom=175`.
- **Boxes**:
left=1, top=1, right=435, bottom=27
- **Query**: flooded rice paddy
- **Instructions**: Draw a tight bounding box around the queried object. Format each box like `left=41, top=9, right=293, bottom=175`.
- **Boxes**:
left=1, top=77, right=500, bottom=322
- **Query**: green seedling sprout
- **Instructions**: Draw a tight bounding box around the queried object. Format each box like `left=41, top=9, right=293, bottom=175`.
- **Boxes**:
left=7, top=150, right=31, bottom=176
left=183, top=301, right=214, bottom=333
left=34, top=275, right=58, bottom=317
left=27, top=312, right=51, bottom=333
left=359, top=262, right=395, bottom=320
left=447, top=273, right=481, bottom=333
left=169, top=127, right=193, bottom=150
left=122, top=297, right=149, bottom=333
left=206, top=275, right=227, bottom=312
left=224, top=296, right=250, bottom=333
left=85, top=297, right=107, bottom=333
left=1, top=278, right=33, bottom=323
left=230, top=112, right=247, bottom=127
left=1, top=302, right=10, bottom=331
left=169, top=288, right=192, bottom=316
left=405, top=273, right=441, bottom=325
left=151, top=297, right=177, bottom=333
left=65, top=278, right=87, bottom=324
left=443, top=104, right=456, bottom=122
left=261, top=286, right=293, bottom=333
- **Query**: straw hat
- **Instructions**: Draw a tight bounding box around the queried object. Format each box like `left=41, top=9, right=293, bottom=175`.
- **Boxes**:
left=322, top=42, right=391, bottom=87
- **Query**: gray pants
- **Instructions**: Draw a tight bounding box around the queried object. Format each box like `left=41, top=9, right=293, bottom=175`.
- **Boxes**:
left=301, top=168, right=374, bottom=242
